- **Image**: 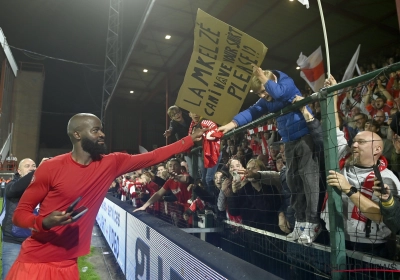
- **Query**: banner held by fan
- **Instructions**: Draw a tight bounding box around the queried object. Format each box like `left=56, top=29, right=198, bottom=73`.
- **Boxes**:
left=175, top=9, right=268, bottom=125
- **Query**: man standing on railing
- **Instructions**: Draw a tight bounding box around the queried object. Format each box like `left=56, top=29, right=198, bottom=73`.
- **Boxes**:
left=6, top=113, right=206, bottom=280
left=218, top=64, right=321, bottom=244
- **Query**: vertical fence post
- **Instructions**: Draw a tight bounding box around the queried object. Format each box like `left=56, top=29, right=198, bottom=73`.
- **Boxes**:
left=320, top=89, right=347, bottom=280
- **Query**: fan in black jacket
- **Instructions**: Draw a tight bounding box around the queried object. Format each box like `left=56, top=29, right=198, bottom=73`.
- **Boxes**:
left=228, top=159, right=281, bottom=232
left=1, top=157, right=47, bottom=279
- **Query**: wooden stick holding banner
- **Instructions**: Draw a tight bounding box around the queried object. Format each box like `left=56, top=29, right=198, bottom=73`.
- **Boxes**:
left=175, top=9, right=268, bottom=125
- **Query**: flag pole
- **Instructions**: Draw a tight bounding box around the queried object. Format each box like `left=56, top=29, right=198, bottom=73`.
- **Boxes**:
left=317, top=0, right=330, bottom=77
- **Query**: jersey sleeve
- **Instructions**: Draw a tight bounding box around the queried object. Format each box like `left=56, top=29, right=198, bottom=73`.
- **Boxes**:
left=114, top=135, right=194, bottom=176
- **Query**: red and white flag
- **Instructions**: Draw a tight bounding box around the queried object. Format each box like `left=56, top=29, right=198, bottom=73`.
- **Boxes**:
left=297, top=46, right=325, bottom=92
left=342, top=44, right=361, bottom=82
left=298, top=0, right=309, bottom=9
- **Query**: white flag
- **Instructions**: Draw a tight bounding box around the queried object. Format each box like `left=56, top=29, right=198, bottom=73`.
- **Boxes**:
left=297, top=46, right=325, bottom=92
left=138, top=145, right=148, bottom=154
left=342, top=45, right=361, bottom=82
left=298, top=0, right=309, bottom=9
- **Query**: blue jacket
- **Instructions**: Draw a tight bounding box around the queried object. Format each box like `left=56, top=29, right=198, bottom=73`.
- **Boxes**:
left=233, top=70, right=310, bottom=142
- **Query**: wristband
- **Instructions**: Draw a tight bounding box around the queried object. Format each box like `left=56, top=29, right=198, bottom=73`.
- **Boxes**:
left=381, top=195, right=394, bottom=208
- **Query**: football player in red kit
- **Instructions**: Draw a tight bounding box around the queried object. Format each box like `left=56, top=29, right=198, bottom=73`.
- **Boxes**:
left=7, top=113, right=206, bottom=280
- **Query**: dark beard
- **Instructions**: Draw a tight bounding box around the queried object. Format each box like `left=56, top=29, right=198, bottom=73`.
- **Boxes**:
left=81, top=137, right=107, bottom=160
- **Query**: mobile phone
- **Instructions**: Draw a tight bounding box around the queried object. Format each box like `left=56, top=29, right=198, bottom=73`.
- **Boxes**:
left=71, top=206, right=88, bottom=221
left=232, top=171, right=241, bottom=182
left=373, top=164, right=387, bottom=194
left=66, top=197, right=82, bottom=213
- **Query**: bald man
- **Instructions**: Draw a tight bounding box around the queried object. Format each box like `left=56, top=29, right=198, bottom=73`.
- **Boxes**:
left=1, top=158, right=39, bottom=279
left=322, top=75, right=400, bottom=257
left=6, top=113, right=206, bottom=280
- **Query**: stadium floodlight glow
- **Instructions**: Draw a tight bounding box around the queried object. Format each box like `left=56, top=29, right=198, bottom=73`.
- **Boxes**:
left=165, top=35, right=171, bottom=39
left=130, top=90, right=134, bottom=94
left=143, top=69, right=148, bottom=73
left=296, top=66, right=301, bottom=70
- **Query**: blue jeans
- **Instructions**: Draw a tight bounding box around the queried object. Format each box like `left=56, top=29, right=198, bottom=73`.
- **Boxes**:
left=2, top=241, right=21, bottom=279
left=200, top=153, right=223, bottom=194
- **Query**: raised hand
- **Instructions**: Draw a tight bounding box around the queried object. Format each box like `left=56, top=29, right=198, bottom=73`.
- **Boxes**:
left=324, top=74, right=337, bottom=87
left=163, top=130, right=172, bottom=138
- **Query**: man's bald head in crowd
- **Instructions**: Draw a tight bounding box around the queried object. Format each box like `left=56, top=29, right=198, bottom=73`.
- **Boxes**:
left=67, top=113, right=101, bottom=143
left=18, top=158, right=36, bottom=177
left=351, top=131, right=384, bottom=167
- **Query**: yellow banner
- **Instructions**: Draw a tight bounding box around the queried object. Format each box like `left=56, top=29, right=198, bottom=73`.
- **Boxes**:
left=176, top=9, right=267, bottom=125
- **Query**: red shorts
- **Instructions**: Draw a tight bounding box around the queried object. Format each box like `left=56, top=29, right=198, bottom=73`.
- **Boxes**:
left=6, top=259, right=79, bottom=280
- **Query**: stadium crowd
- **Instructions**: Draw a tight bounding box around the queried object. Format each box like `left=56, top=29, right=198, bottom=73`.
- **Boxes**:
left=106, top=45, right=400, bottom=262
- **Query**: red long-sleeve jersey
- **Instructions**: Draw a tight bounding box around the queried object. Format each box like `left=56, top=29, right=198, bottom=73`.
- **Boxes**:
left=12, top=136, right=194, bottom=263
left=188, top=119, right=223, bottom=168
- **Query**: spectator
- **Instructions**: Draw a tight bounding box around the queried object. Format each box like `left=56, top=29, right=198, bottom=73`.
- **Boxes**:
left=163, top=106, right=194, bottom=176
left=156, top=163, right=168, bottom=180
left=322, top=75, right=400, bottom=258
left=1, top=158, right=46, bottom=278
left=268, top=144, right=280, bottom=171
left=220, top=152, right=229, bottom=166
left=227, top=143, right=237, bottom=158
left=7, top=113, right=204, bottom=279
left=187, top=112, right=223, bottom=194
left=108, top=177, right=121, bottom=198
left=180, top=160, right=189, bottom=175
left=246, top=154, right=294, bottom=233
left=236, top=148, right=246, bottom=167
left=228, top=159, right=281, bottom=232
left=134, top=158, right=192, bottom=210
left=364, top=80, right=393, bottom=121
left=367, top=120, right=393, bottom=160
left=138, top=172, right=160, bottom=203
left=346, top=113, right=368, bottom=145
left=387, top=71, right=400, bottom=99
left=219, top=64, right=320, bottom=244
left=240, top=139, right=253, bottom=165
left=257, top=154, right=269, bottom=167
left=250, top=134, right=261, bottom=156
left=374, top=109, right=389, bottom=138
